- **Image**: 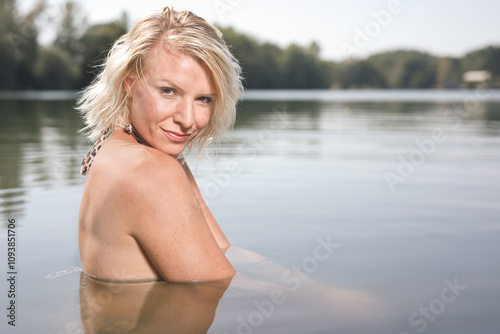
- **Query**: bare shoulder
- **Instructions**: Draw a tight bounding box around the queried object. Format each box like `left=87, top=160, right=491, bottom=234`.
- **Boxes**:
left=92, top=133, right=189, bottom=203
left=90, top=132, right=234, bottom=282
left=121, top=146, right=198, bottom=217
left=81, top=130, right=196, bottom=239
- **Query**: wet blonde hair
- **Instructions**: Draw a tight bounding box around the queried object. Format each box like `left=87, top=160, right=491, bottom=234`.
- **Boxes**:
left=77, top=7, right=242, bottom=154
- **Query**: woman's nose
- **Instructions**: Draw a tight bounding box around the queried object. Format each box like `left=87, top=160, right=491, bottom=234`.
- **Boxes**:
left=173, top=100, right=195, bottom=130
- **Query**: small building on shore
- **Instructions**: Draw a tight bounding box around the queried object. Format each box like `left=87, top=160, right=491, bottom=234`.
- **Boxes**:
left=462, top=70, right=491, bottom=83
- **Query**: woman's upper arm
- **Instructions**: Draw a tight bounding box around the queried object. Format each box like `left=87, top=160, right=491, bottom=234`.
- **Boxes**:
left=125, top=155, right=235, bottom=282
left=179, top=160, right=231, bottom=250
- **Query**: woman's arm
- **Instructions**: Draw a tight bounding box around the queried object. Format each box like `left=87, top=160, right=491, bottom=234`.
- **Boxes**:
left=177, top=155, right=231, bottom=250
left=123, top=153, right=235, bottom=282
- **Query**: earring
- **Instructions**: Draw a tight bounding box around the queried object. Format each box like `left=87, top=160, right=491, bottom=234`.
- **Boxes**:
left=124, top=124, right=133, bottom=134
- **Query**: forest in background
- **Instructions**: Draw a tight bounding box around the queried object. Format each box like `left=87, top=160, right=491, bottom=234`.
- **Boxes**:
left=1, top=0, right=499, bottom=91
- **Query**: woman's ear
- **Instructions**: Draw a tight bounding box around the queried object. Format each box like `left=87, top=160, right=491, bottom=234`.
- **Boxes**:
left=124, top=76, right=135, bottom=96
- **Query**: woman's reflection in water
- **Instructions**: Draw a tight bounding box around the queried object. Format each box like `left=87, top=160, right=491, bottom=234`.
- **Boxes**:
left=80, top=246, right=384, bottom=334
left=79, top=272, right=231, bottom=334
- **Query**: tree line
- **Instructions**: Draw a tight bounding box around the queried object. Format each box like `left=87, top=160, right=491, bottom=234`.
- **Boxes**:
left=0, top=0, right=127, bottom=90
left=1, top=0, right=499, bottom=91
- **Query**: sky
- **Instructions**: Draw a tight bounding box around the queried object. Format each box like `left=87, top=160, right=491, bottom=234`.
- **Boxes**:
left=20, top=0, right=500, bottom=61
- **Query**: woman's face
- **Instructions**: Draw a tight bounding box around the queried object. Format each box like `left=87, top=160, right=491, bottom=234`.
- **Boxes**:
left=125, top=45, right=215, bottom=156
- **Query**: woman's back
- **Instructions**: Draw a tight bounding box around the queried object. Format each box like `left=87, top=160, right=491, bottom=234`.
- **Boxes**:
left=79, top=130, right=165, bottom=281
left=76, top=6, right=241, bottom=283
left=79, top=130, right=234, bottom=282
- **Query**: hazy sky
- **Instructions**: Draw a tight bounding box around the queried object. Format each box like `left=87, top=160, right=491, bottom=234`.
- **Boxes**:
left=21, top=0, right=500, bottom=61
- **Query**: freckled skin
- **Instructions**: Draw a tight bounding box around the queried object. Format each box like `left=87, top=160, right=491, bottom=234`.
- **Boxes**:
left=78, top=45, right=235, bottom=283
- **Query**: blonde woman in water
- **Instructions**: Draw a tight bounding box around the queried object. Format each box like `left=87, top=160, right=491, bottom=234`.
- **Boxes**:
left=78, top=6, right=242, bottom=282
left=77, top=7, right=381, bottom=333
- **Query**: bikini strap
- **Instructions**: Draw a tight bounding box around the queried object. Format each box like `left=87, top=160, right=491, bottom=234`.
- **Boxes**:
left=80, top=128, right=112, bottom=176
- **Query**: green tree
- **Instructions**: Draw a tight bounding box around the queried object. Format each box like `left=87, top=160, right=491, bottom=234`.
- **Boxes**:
left=337, top=60, right=387, bottom=89
left=79, top=15, right=128, bottom=87
left=435, top=57, right=461, bottom=88
left=0, top=0, right=47, bottom=89
left=0, top=0, right=18, bottom=89
left=367, top=50, right=437, bottom=88
left=53, top=1, right=87, bottom=62
left=251, top=42, right=285, bottom=88
left=218, top=26, right=277, bottom=88
left=34, top=46, right=80, bottom=89
left=220, top=27, right=329, bottom=89
left=14, top=0, right=47, bottom=89
left=282, top=42, right=330, bottom=88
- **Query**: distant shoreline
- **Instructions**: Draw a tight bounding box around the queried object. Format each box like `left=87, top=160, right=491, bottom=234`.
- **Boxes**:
left=2, top=89, right=500, bottom=102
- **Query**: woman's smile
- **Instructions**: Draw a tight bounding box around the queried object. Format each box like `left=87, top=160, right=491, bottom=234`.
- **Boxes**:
left=161, top=128, right=192, bottom=143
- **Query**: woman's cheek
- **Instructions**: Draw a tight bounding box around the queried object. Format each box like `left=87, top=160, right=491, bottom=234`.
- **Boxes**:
left=200, top=108, right=212, bottom=129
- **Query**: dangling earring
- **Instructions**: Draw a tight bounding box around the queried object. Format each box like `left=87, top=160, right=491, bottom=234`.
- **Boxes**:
left=124, top=124, right=133, bottom=134
left=123, top=123, right=150, bottom=147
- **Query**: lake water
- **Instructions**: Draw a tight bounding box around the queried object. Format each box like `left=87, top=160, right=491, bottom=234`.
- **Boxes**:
left=1, top=89, right=499, bottom=333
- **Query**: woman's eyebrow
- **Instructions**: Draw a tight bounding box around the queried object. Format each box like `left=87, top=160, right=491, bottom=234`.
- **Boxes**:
left=157, top=79, right=216, bottom=96
left=157, top=79, right=179, bottom=89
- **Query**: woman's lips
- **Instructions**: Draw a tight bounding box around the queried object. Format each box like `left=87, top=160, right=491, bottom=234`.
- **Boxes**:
left=162, top=129, right=191, bottom=142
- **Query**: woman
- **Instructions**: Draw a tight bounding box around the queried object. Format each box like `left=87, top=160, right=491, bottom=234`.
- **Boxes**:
left=77, top=7, right=242, bottom=283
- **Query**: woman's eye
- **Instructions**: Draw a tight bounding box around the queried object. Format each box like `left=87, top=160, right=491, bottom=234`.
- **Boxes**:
left=160, top=88, right=175, bottom=95
left=198, top=96, right=213, bottom=104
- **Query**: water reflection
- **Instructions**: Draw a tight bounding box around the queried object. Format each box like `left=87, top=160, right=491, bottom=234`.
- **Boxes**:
left=0, top=95, right=500, bottom=217
left=0, top=99, right=87, bottom=218
left=78, top=246, right=384, bottom=334
left=0, top=94, right=499, bottom=218
left=208, top=246, right=384, bottom=333
left=79, top=273, right=230, bottom=334
left=1, top=91, right=499, bottom=333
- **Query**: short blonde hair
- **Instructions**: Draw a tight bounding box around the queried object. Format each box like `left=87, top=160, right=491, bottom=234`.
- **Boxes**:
left=77, top=7, right=242, bottom=154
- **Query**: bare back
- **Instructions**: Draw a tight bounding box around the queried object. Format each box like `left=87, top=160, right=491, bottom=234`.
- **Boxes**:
left=79, top=129, right=235, bottom=282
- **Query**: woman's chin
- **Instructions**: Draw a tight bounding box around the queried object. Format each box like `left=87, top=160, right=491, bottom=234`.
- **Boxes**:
left=146, top=134, right=192, bottom=157
left=158, top=146, right=187, bottom=158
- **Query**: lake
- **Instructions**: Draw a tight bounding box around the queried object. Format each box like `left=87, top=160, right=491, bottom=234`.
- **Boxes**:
left=0, top=89, right=499, bottom=333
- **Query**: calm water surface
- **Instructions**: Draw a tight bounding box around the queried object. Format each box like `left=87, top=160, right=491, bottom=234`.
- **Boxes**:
left=0, top=90, right=500, bottom=333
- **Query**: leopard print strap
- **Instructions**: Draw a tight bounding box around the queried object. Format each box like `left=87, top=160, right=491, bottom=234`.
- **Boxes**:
left=80, top=128, right=112, bottom=176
